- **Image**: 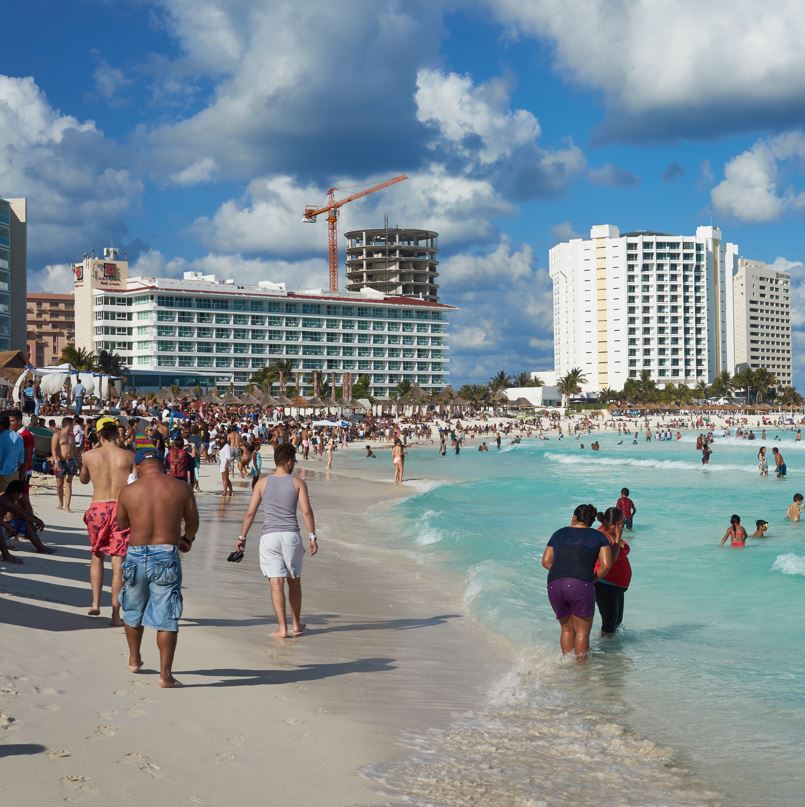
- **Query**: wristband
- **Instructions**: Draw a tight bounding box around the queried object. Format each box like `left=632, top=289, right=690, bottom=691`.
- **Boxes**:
left=238, top=535, right=246, bottom=542
left=309, top=533, right=317, bottom=541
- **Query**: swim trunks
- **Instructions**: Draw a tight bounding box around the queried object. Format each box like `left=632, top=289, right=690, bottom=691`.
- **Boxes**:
left=259, top=531, right=304, bottom=578
left=121, top=544, right=183, bottom=632
left=547, top=577, right=596, bottom=620
left=7, top=517, right=29, bottom=536
left=778, top=464, right=787, bottom=477
left=83, top=501, right=130, bottom=557
left=53, top=457, right=79, bottom=479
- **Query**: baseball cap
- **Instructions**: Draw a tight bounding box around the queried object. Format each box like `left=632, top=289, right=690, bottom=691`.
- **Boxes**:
left=96, top=415, right=119, bottom=433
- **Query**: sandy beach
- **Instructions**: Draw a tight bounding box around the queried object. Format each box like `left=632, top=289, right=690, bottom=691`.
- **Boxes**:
left=0, top=452, right=510, bottom=806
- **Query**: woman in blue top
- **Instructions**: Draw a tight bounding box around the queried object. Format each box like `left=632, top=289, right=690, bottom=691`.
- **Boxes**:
left=541, top=504, right=612, bottom=658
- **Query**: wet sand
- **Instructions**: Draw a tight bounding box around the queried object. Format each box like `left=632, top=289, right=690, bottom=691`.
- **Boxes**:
left=0, top=453, right=509, bottom=806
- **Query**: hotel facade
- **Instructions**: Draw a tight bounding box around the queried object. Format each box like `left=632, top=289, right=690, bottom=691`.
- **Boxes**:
left=0, top=197, right=27, bottom=352
left=549, top=225, right=739, bottom=391
left=73, top=249, right=452, bottom=396
left=733, top=258, right=792, bottom=387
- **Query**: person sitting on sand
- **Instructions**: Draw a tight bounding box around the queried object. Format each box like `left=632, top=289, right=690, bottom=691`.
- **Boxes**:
left=232, top=443, right=317, bottom=639
left=0, top=480, right=53, bottom=559
left=786, top=493, right=803, bottom=522
left=751, top=520, right=769, bottom=538
left=721, top=514, right=747, bottom=547
left=116, top=439, right=199, bottom=688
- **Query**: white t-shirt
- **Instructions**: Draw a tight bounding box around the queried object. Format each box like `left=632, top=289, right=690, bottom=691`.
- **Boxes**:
left=218, top=443, right=233, bottom=470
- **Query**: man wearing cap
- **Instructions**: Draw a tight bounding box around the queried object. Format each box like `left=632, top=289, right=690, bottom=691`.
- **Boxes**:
left=116, top=437, right=199, bottom=688
left=79, top=416, right=135, bottom=625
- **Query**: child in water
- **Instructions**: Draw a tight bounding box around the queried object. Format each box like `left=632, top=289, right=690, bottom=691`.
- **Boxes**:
left=751, top=520, right=769, bottom=538
left=616, top=487, right=637, bottom=530
left=721, top=514, right=747, bottom=547
left=786, top=493, right=804, bottom=522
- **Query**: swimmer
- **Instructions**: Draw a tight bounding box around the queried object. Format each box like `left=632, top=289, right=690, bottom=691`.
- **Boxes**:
left=365, top=445, right=376, bottom=458
left=751, top=520, right=769, bottom=538
left=786, top=493, right=803, bottom=522
left=720, top=514, right=747, bottom=547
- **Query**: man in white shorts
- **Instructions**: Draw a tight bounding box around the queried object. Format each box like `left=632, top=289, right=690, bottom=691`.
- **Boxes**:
left=232, top=443, right=317, bottom=638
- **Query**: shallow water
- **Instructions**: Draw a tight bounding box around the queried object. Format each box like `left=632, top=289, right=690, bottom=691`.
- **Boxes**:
left=340, top=431, right=805, bottom=806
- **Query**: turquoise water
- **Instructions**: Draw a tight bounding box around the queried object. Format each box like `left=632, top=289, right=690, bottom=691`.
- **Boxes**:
left=341, top=432, right=805, bottom=805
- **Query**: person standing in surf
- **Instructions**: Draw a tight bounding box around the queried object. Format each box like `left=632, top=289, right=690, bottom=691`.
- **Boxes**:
left=542, top=504, right=612, bottom=659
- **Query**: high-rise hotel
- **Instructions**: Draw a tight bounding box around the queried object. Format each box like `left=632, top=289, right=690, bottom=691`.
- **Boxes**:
left=73, top=249, right=452, bottom=397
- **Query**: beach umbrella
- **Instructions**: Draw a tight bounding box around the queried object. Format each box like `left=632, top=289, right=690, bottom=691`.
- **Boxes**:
left=403, top=384, right=430, bottom=404
left=259, top=392, right=277, bottom=406
left=221, top=392, right=241, bottom=405
left=291, top=395, right=310, bottom=408
left=201, top=392, right=221, bottom=404
left=306, top=396, right=325, bottom=407
left=514, top=397, right=535, bottom=408
left=275, top=395, right=294, bottom=407
left=239, top=392, right=260, bottom=405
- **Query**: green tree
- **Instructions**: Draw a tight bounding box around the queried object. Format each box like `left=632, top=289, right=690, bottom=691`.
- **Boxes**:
left=778, top=386, right=802, bottom=407
left=731, top=368, right=753, bottom=401
left=710, top=370, right=734, bottom=399
left=557, top=367, right=587, bottom=406
left=488, top=370, right=512, bottom=393
left=458, top=384, right=490, bottom=405
left=513, top=371, right=531, bottom=387
left=637, top=369, right=658, bottom=403
left=751, top=368, right=777, bottom=403
left=351, top=374, right=371, bottom=400
left=58, top=344, right=96, bottom=371
left=392, top=379, right=413, bottom=399
left=598, top=386, right=615, bottom=404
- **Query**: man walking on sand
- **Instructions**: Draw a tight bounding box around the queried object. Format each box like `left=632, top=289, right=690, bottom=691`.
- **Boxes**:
left=51, top=417, right=80, bottom=511
left=116, top=438, right=199, bottom=688
left=79, top=416, right=134, bottom=625
left=232, top=443, right=317, bottom=639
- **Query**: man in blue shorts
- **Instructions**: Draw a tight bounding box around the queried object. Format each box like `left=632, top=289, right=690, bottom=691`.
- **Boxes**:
left=116, top=439, right=199, bottom=688
left=773, top=447, right=787, bottom=479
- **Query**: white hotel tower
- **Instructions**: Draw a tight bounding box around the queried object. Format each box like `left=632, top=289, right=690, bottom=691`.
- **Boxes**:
left=549, top=225, right=738, bottom=391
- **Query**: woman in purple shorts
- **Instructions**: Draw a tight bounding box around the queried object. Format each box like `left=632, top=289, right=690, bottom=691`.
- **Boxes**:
left=541, top=504, right=612, bottom=658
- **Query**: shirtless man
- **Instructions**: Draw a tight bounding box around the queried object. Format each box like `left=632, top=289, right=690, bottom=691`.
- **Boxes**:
left=116, top=440, right=199, bottom=687
left=786, top=493, right=803, bottom=522
left=79, top=416, right=134, bottom=624
left=773, top=447, right=787, bottom=479
left=51, top=417, right=80, bottom=511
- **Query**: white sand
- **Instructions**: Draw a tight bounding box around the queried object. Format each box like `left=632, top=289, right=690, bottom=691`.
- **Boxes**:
left=0, top=453, right=509, bottom=806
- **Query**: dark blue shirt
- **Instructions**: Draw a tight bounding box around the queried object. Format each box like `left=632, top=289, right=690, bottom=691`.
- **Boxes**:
left=546, top=526, right=609, bottom=583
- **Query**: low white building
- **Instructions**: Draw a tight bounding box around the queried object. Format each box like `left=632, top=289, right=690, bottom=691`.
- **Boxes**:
left=504, top=385, right=562, bottom=407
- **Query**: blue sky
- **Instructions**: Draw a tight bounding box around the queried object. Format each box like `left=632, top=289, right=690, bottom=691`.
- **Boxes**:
left=3, top=1, right=805, bottom=386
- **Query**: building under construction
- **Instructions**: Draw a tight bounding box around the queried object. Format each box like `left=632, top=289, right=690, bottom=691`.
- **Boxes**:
left=344, top=227, right=439, bottom=302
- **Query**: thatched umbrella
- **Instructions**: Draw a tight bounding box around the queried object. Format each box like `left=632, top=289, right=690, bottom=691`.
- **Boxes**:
left=514, top=396, right=535, bottom=408
left=275, top=395, right=294, bottom=407
left=221, top=392, right=241, bottom=405
left=259, top=392, right=277, bottom=406
left=306, top=396, right=325, bottom=407
left=403, top=383, right=430, bottom=405
left=155, top=387, right=174, bottom=402
left=291, top=395, right=310, bottom=408
left=201, top=392, right=221, bottom=404
left=492, top=390, right=510, bottom=404
left=322, top=396, right=339, bottom=409
left=239, top=392, right=260, bottom=405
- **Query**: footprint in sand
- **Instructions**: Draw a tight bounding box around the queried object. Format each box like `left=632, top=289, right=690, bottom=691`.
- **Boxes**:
left=0, top=713, right=17, bottom=729
left=41, top=703, right=62, bottom=712
left=216, top=752, right=235, bottom=762
left=121, top=752, right=161, bottom=777
left=95, top=723, right=118, bottom=737
left=97, top=710, right=118, bottom=720
left=114, top=688, right=132, bottom=697
left=226, top=735, right=245, bottom=747
left=279, top=716, right=299, bottom=726
left=189, top=796, right=206, bottom=805
left=127, top=707, right=146, bottom=717
left=48, top=750, right=72, bottom=759
left=40, top=687, right=67, bottom=696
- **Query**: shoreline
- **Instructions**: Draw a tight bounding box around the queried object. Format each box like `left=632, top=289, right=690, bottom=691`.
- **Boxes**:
left=0, top=450, right=510, bottom=806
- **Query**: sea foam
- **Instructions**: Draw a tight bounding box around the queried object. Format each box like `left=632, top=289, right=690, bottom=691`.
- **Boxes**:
left=772, top=553, right=805, bottom=577
left=543, top=452, right=757, bottom=473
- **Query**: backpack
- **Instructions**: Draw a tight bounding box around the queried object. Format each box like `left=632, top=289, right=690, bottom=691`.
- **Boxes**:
left=168, top=447, right=189, bottom=479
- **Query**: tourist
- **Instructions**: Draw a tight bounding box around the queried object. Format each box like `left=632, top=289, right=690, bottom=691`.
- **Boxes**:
left=479, top=441, right=488, bottom=452
left=326, top=435, right=334, bottom=470
left=758, top=446, right=768, bottom=477
left=166, top=436, right=191, bottom=484
left=594, top=507, right=631, bottom=636
left=392, top=438, right=405, bottom=484
left=702, top=442, right=712, bottom=465
left=616, top=487, right=637, bottom=530
left=73, top=376, right=86, bottom=416
left=720, top=514, right=747, bottom=547
left=79, top=416, right=134, bottom=624
left=232, top=443, right=317, bottom=639
left=0, top=480, right=53, bottom=555
left=7, top=410, right=35, bottom=518
left=249, top=439, right=262, bottom=489
left=51, top=417, right=80, bottom=512
left=0, top=413, right=24, bottom=495
left=786, top=493, right=803, bottom=522
left=541, top=503, right=612, bottom=658
left=751, top=520, right=769, bottom=538
left=365, top=444, right=376, bottom=458
left=218, top=436, right=234, bottom=496
left=116, top=439, right=199, bottom=688
left=772, top=447, right=786, bottom=479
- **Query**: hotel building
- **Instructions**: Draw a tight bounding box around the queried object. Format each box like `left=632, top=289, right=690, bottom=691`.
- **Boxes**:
left=0, top=197, right=27, bottom=352
left=27, top=293, right=75, bottom=366
left=549, top=225, right=738, bottom=391
left=733, top=259, right=792, bottom=387
left=73, top=249, right=453, bottom=396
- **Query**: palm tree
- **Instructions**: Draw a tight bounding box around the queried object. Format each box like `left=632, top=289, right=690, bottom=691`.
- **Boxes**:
left=557, top=367, right=587, bottom=407
left=731, top=368, right=753, bottom=402
left=513, top=371, right=531, bottom=387
left=58, top=344, right=96, bottom=371
left=695, top=379, right=709, bottom=401
left=488, top=370, right=512, bottom=393
left=530, top=375, right=545, bottom=388
left=751, top=368, right=777, bottom=404
left=637, top=369, right=658, bottom=403
left=710, top=370, right=734, bottom=399
left=274, top=359, right=293, bottom=395
left=392, top=379, right=413, bottom=400
left=598, top=386, right=615, bottom=404
left=250, top=364, right=279, bottom=391
left=778, top=386, right=802, bottom=407
left=458, top=384, right=490, bottom=406
left=351, top=374, right=371, bottom=400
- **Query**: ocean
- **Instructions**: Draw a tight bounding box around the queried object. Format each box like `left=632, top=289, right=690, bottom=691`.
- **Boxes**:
left=339, top=430, right=805, bottom=806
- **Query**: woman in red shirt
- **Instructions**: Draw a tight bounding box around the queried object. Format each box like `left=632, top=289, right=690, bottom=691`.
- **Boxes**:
left=595, top=507, right=632, bottom=636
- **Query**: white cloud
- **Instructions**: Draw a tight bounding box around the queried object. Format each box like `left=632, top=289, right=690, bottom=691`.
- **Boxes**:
left=439, top=238, right=533, bottom=287
left=415, top=68, right=540, bottom=165
left=550, top=221, right=580, bottom=242
left=589, top=163, right=639, bottom=187
left=28, top=264, right=75, bottom=294
left=92, top=58, right=133, bottom=107
left=711, top=132, right=805, bottom=222
left=170, top=157, right=217, bottom=186
left=487, top=0, right=805, bottom=139
left=197, top=167, right=512, bottom=257
left=0, top=75, right=142, bottom=261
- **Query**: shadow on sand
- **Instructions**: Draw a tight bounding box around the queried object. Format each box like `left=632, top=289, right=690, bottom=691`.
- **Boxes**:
left=0, top=743, right=48, bottom=758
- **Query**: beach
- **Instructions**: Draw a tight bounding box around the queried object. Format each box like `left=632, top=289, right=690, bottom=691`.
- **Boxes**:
left=0, top=454, right=508, bottom=806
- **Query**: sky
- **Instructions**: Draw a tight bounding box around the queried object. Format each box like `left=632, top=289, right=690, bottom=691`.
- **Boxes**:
left=3, top=0, right=805, bottom=387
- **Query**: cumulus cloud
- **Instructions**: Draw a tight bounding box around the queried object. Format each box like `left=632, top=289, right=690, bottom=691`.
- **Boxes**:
left=550, top=221, right=580, bottom=242
left=28, top=264, right=75, bottom=294
left=415, top=67, right=585, bottom=199
left=589, top=163, right=640, bottom=187
left=143, top=0, right=444, bottom=183
left=91, top=57, right=133, bottom=107
left=0, top=75, right=141, bottom=262
left=711, top=132, right=805, bottom=222
left=170, top=157, right=218, bottom=186
left=487, top=0, right=805, bottom=140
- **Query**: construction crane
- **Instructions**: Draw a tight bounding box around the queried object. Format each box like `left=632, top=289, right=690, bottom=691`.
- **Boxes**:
left=303, top=174, right=408, bottom=292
